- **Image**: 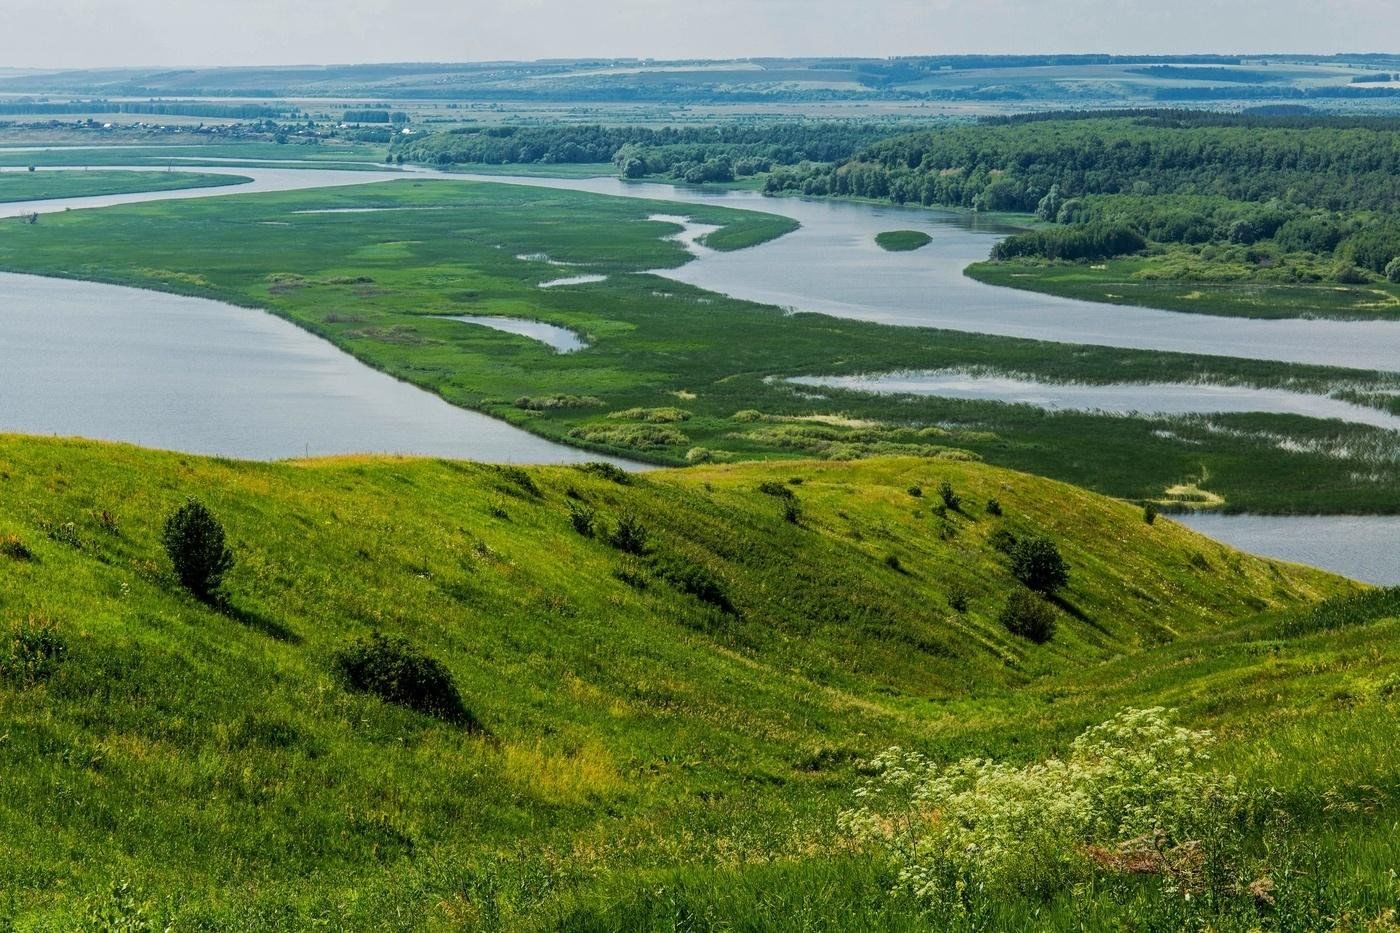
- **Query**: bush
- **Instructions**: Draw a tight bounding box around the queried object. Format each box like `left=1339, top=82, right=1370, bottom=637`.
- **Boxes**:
left=989, top=528, right=1018, bottom=554
left=947, top=586, right=970, bottom=613
left=757, top=481, right=795, bottom=499
left=333, top=633, right=476, bottom=727
left=1144, top=503, right=1159, bottom=525
left=841, top=708, right=1246, bottom=905
left=610, top=512, right=649, bottom=554
left=937, top=481, right=960, bottom=511
left=0, top=534, right=33, bottom=561
left=782, top=498, right=803, bottom=525
left=162, top=499, right=234, bottom=600
left=1386, top=257, right=1400, bottom=283
left=0, top=618, right=68, bottom=686
left=654, top=556, right=734, bottom=613
left=1009, top=535, right=1069, bottom=594
left=578, top=461, right=632, bottom=485
left=567, top=501, right=595, bottom=538
left=985, top=497, right=1002, bottom=516
left=884, top=554, right=904, bottom=573
left=999, top=590, right=1057, bottom=643
left=907, top=485, right=923, bottom=498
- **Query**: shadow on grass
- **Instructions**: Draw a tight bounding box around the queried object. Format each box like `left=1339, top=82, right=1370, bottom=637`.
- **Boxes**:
left=1049, top=592, right=1110, bottom=635
left=213, top=598, right=302, bottom=644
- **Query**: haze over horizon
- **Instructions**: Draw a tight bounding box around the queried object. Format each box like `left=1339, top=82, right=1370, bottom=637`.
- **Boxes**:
left=3, top=0, right=1398, bottom=71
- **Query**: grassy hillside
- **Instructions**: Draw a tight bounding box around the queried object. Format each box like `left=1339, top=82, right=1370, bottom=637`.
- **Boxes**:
left=0, top=436, right=1377, bottom=929
left=1, top=178, right=1399, bottom=512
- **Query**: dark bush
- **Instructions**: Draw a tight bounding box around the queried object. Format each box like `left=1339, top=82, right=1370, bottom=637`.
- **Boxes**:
left=1143, top=503, right=1158, bottom=525
left=333, top=633, right=477, bottom=727
left=938, top=481, right=961, bottom=511
left=989, top=528, right=1019, bottom=555
left=907, top=485, right=923, bottom=498
left=162, top=499, right=234, bottom=600
left=610, top=512, right=649, bottom=554
left=1, top=619, right=68, bottom=686
left=884, top=554, right=904, bottom=573
left=985, top=498, right=1003, bottom=517
left=999, top=590, right=1057, bottom=643
left=653, top=556, right=734, bottom=613
left=578, top=461, right=632, bottom=485
left=783, top=498, right=803, bottom=525
left=757, top=481, right=795, bottom=499
left=1, top=534, right=33, bottom=561
left=568, top=501, right=596, bottom=538
left=948, top=586, right=970, bottom=613
left=1010, top=535, right=1069, bottom=595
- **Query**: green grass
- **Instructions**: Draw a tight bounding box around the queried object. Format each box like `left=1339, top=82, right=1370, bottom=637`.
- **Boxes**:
left=968, top=256, right=1400, bottom=321
left=0, top=177, right=1397, bottom=513
left=0, top=141, right=389, bottom=169
left=0, top=435, right=1370, bottom=928
left=874, top=229, right=932, bottom=252
left=0, top=170, right=250, bottom=203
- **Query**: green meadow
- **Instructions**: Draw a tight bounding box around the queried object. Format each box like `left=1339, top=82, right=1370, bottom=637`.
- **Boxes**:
left=0, top=177, right=1397, bottom=513
left=968, top=256, right=1400, bottom=322
left=6, top=435, right=1397, bottom=930
left=0, top=170, right=249, bottom=203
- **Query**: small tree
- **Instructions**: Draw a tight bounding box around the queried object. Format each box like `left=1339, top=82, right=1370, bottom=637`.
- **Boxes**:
left=609, top=512, right=649, bottom=554
left=938, top=481, right=960, bottom=511
left=162, top=498, right=233, bottom=600
left=999, top=590, right=1056, bottom=643
left=1010, top=535, right=1068, bottom=595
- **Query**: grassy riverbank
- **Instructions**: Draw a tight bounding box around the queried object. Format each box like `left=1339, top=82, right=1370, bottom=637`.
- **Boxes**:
left=4, top=435, right=1388, bottom=929
left=0, top=177, right=1398, bottom=512
left=968, top=256, right=1400, bottom=322
left=0, top=169, right=250, bottom=202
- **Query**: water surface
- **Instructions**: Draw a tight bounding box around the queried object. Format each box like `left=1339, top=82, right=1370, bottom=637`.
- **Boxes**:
left=0, top=272, right=631, bottom=465
left=451, top=315, right=588, bottom=353
left=1175, top=513, right=1400, bottom=585
left=790, top=371, right=1400, bottom=432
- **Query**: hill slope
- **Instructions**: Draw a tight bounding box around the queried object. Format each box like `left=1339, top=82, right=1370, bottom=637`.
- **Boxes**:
left=0, top=437, right=1360, bottom=928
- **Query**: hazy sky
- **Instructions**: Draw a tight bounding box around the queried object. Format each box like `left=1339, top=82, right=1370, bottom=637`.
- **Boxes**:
left=4, top=0, right=1397, bottom=69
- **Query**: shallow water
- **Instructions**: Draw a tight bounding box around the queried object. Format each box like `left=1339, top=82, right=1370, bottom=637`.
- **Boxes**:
left=1174, top=513, right=1400, bottom=585
left=0, top=272, right=632, bottom=466
left=538, top=274, right=608, bottom=289
left=451, top=173, right=1400, bottom=375
left=790, top=371, right=1400, bottom=432
left=451, top=315, right=587, bottom=353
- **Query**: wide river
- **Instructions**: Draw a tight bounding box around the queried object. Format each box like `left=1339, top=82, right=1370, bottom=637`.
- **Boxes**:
left=2, top=162, right=1398, bottom=580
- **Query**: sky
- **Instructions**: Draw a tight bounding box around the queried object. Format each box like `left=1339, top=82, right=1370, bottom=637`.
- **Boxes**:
left=2, top=0, right=1397, bottom=70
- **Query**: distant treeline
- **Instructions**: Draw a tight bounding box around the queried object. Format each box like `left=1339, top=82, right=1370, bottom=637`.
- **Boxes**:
left=763, top=113, right=1400, bottom=213
left=341, top=110, right=409, bottom=124
left=1153, top=85, right=1400, bottom=101
left=397, top=124, right=891, bottom=180
left=0, top=100, right=292, bottom=118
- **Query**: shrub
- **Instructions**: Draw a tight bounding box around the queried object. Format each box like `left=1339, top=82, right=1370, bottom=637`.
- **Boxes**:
left=0, top=534, right=33, bottom=561
left=333, top=633, right=477, bottom=727
left=685, top=446, right=714, bottom=464
left=841, top=708, right=1246, bottom=905
left=1010, top=535, right=1069, bottom=594
left=609, top=512, right=649, bottom=554
left=947, top=586, right=970, bottom=613
left=578, top=461, right=632, bottom=484
left=782, top=498, right=803, bottom=524
left=937, top=481, right=960, bottom=511
left=757, top=480, right=795, bottom=499
left=999, top=590, right=1056, bottom=643
left=985, top=497, right=1002, bottom=516
left=1386, top=257, right=1400, bottom=283
left=989, top=528, right=1019, bottom=554
left=907, top=485, right=923, bottom=498
left=162, top=499, right=234, bottom=600
left=568, top=501, right=596, bottom=538
left=654, top=556, right=734, bottom=613
left=884, top=553, right=904, bottom=573
left=0, top=618, right=68, bottom=686
left=1144, top=503, right=1159, bottom=525
left=495, top=465, right=540, bottom=497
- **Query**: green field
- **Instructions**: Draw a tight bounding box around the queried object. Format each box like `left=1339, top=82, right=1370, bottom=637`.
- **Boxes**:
left=6, top=435, right=1394, bottom=929
left=0, top=141, right=389, bottom=169
left=1, top=177, right=1398, bottom=514
left=968, top=256, right=1400, bottom=322
left=0, top=169, right=250, bottom=203
left=874, top=229, right=932, bottom=252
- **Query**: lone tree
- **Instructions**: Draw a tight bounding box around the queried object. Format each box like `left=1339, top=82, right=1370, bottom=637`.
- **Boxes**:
left=1009, top=535, right=1068, bottom=595
left=163, top=498, right=234, bottom=601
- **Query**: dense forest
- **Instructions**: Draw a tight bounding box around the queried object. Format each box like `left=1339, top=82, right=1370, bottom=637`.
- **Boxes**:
left=395, top=123, right=891, bottom=182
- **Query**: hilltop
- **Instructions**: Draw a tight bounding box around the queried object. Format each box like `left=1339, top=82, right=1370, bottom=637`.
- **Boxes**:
left=1, top=436, right=1384, bottom=928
